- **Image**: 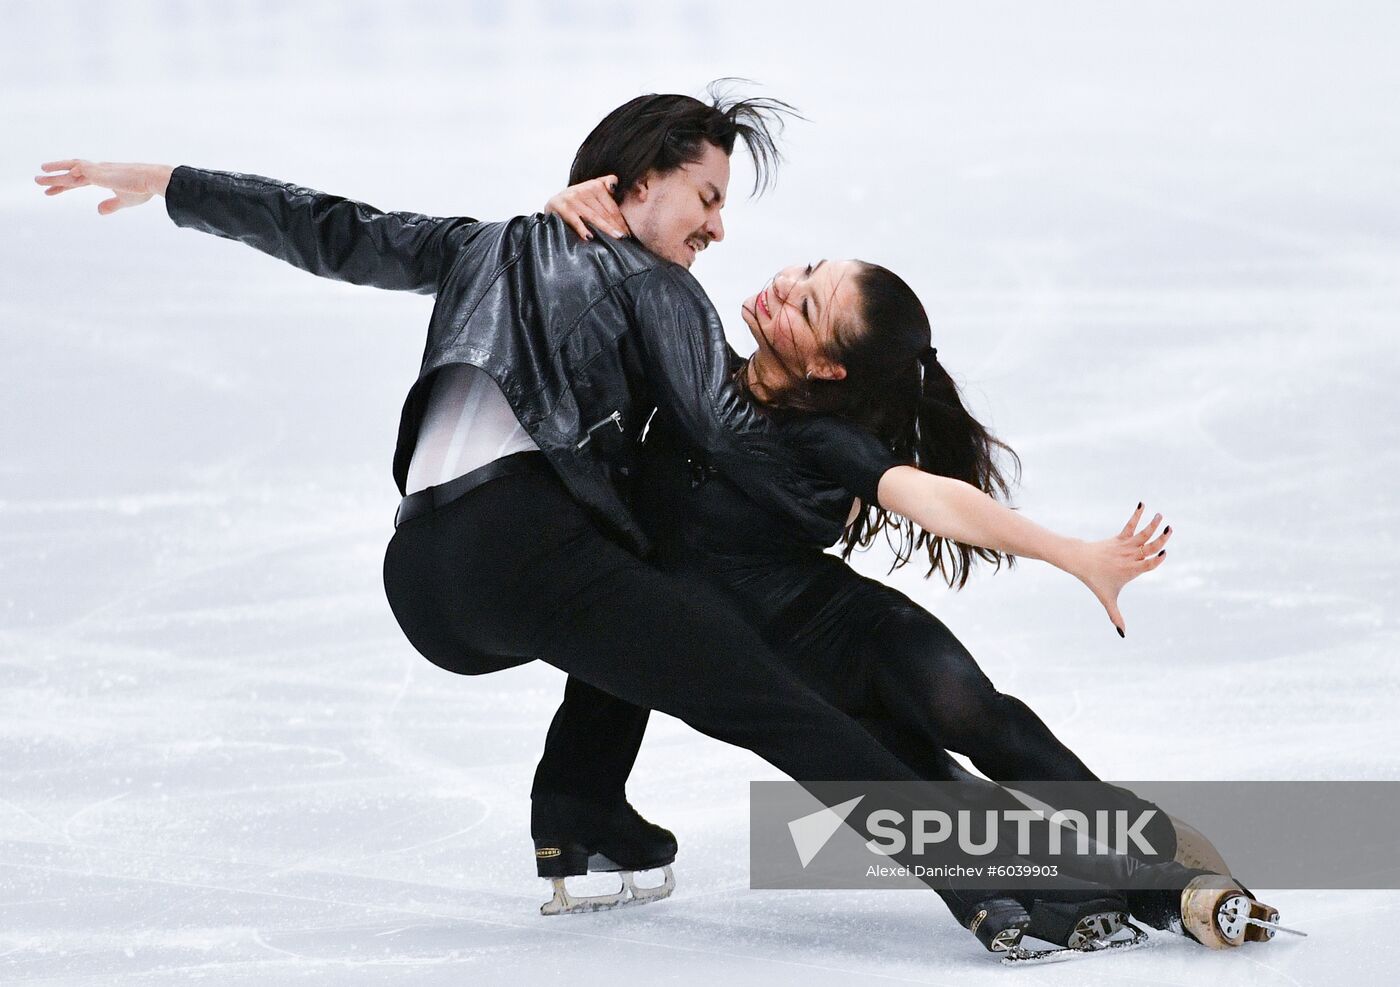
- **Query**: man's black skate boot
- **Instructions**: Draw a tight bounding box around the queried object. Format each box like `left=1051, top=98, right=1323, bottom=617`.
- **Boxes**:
left=946, top=893, right=1031, bottom=953
left=531, top=792, right=677, bottom=877
left=531, top=792, right=677, bottom=915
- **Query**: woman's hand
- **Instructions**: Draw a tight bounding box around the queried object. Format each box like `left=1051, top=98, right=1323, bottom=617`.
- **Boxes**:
left=34, top=160, right=173, bottom=214
left=545, top=175, right=630, bottom=241
left=876, top=468, right=1171, bottom=638
left=1068, top=503, right=1172, bottom=638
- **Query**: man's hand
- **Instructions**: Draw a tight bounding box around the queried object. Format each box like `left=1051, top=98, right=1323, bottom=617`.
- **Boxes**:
left=34, top=160, right=174, bottom=215
left=545, top=175, right=630, bottom=241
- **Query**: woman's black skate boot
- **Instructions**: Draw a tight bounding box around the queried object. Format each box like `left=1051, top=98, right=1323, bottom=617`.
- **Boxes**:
left=999, top=888, right=1148, bottom=963
left=1022, top=891, right=1134, bottom=947
left=531, top=792, right=677, bottom=915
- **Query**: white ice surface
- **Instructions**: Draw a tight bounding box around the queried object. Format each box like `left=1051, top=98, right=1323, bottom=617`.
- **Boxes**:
left=3, top=2, right=1398, bottom=984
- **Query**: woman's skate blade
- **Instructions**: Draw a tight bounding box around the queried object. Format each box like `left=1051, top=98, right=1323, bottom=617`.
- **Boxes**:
left=1245, top=914, right=1307, bottom=938
left=1218, top=895, right=1307, bottom=940
left=539, top=865, right=676, bottom=916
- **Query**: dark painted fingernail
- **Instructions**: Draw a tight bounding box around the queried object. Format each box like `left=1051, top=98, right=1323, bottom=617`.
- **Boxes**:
left=1137, top=502, right=1143, bottom=510
left=1117, top=626, right=1125, bottom=638
left=1157, top=549, right=1166, bottom=557
left=1164, top=526, right=1171, bottom=534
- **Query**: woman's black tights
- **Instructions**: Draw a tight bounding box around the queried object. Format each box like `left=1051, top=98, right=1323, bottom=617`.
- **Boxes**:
left=777, top=573, right=1177, bottom=864
left=856, top=600, right=1097, bottom=786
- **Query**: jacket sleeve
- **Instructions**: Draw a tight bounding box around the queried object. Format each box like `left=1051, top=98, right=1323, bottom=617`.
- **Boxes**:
left=163, top=166, right=476, bottom=294
left=622, top=265, right=804, bottom=511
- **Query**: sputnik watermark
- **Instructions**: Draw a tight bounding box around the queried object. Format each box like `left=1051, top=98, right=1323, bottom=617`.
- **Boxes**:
left=754, top=780, right=1400, bottom=890
left=864, top=808, right=1159, bottom=858
left=782, top=793, right=1158, bottom=879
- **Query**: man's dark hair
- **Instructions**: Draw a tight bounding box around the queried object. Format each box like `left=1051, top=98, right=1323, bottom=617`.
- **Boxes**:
left=569, top=79, right=800, bottom=199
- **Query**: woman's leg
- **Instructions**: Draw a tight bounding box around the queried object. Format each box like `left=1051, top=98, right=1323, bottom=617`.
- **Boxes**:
left=859, top=597, right=1097, bottom=784
left=742, top=558, right=1176, bottom=866
left=818, top=578, right=1177, bottom=862
left=779, top=569, right=1199, bottom=932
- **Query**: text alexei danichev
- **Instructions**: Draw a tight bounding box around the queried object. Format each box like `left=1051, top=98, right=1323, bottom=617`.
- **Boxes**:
left=866, top=863, right=1061, bottom=878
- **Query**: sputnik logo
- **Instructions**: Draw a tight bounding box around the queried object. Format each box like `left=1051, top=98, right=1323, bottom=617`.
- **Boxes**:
left=787, top=796, right=865, bottom=867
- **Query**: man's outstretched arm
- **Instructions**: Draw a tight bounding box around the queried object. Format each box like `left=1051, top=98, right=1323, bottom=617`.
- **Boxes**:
left=36, top=159, right=172, bottom=213
left=35, top=159, right=474, bottom=295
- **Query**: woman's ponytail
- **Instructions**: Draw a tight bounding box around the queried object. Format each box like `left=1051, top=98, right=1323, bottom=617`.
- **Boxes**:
left=886, top=346, right=1020, bottom=588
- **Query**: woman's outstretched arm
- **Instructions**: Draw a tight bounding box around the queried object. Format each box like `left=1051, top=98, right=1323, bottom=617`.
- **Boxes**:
left=35, top=159, right=474, bottom=294
left=877, top=465, right=1171, bottom=637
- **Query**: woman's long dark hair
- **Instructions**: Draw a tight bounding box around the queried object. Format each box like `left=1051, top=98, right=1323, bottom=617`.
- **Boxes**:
left=747, top=263, right=1022, bottom=589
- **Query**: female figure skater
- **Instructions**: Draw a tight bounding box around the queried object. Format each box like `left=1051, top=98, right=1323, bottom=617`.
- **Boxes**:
left=617, top=250, right=1286, bottom=951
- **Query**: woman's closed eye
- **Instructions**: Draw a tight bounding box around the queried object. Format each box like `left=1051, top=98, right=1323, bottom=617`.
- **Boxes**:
left=800, top=261, right=817, bottom=319
left=800, top=264, right=814, bottom=322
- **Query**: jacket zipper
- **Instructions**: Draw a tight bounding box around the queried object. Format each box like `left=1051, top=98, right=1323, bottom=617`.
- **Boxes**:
left=575, top=410, right=624, bottom=451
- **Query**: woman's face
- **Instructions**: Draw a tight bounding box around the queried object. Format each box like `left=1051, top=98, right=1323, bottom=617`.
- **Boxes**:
left=740, top=259, right=863, bottom=383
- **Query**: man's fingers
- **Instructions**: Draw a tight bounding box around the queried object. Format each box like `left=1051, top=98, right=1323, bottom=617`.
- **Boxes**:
left=96, top=193, right=141, bottom=214
left=35, top=173, right=85, bottom=190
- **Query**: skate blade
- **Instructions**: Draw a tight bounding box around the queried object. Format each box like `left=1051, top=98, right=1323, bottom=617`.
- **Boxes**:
left=1215, top=893, right=1304, bottom=944
left=1065, top=910, right=1128, bottom=949
left=1003, top=921, right=1149, bottom=965
left=539, top=865, right=675, bottom=916
left=988, top=927, right=1024, bottom=952
left=1245, top=913, right=1307, bottom=939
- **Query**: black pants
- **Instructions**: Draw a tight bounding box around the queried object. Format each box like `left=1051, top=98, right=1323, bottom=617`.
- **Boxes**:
left=383, top=460, right=1192, bottom=923
left=383, top=463, right=929, bottom=784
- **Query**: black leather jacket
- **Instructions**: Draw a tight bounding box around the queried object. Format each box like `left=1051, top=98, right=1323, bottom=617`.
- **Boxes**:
left=164, top=166, right=839, bottom=555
